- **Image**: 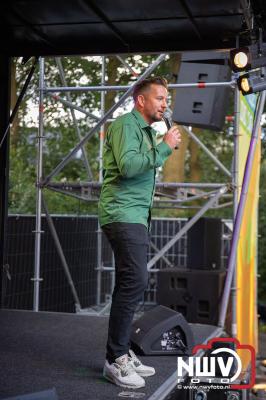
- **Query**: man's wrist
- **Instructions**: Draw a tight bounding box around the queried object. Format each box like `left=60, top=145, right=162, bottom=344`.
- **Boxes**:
left=157, top=141, right=173, bottom=157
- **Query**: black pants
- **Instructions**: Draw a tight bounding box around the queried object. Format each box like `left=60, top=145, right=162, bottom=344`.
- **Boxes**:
left=102, top=222, right=149, bottom=363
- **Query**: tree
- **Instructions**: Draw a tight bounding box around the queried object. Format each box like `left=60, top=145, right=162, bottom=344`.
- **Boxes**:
left=9, top=55, right=176, bottom=213
left=8, top=55, right=266, bottom=302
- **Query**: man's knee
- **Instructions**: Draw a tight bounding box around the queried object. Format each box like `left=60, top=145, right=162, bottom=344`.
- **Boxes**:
left=140, top=271, right=148, bottom=291
left=134, top=270, right=148, bottom=296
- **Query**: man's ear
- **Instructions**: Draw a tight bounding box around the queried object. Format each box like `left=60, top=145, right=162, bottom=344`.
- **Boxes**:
left=137, top=94, right=145, bottom=108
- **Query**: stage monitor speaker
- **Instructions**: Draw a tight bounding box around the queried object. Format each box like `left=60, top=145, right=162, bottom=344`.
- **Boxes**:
left=2, top=389, right=58, bottom=400
left=187, top=217, right=223, bottom=270
left=205, top=340, right=238, bottom=378
left=130, top=305, right=194, bottom=356
left=172, top=62, right=231, bottom=131
left=157, top=269, right=226, bottom=325
left=190, top=384, right=243, bottom=400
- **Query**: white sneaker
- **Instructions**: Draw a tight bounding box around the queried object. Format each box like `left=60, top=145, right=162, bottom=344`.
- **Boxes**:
left=128, top=349, right=156, bottom=377
left=103, top=354, right=145, bottom=389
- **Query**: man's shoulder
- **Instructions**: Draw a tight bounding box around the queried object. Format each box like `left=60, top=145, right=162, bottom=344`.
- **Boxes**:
left=112, top=111, right=136, bottom=127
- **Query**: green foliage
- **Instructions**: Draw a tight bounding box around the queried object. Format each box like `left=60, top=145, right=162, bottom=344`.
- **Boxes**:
left=10, top=55, right=168, bottom=214
left=9, top=54, right=178, bottom=215
left=9, top=124, right=99, bottom=214
left=8, top=56, right=266, bottom=302
left=9, top=135, right=36, bottom=214
left=10, top=54, right=236, bottom=218
left=153, top=123, right=235, bottom=220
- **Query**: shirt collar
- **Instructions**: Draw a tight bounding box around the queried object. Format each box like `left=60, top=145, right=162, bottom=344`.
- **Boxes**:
left=131, top=108, right=150, bottom=129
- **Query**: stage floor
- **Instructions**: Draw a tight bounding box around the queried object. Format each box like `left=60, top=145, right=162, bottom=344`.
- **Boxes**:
left=0, top=309, right=222, bottom=400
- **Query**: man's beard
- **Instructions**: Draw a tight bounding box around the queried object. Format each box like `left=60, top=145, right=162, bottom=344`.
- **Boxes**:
left=151, top=112, right=163, bottom=123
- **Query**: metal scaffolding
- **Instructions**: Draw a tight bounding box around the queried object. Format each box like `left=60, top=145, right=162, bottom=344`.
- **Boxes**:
left=28, top=54, right=264, bottom=331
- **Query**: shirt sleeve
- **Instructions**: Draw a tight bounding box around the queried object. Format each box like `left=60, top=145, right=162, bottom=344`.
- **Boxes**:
left=109, top=122, right=172, bottom=178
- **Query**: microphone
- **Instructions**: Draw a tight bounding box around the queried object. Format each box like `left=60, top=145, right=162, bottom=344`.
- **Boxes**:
left=162, top=108, right=178, bottom=149
left=162, top=107, right=172, bottom=130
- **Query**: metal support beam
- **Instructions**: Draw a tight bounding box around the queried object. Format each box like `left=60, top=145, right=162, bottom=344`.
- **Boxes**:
left=46, top=181, right=230, bottom=204
left=46, top=181, right=227, bottom=189
left=96, top=56, right=106, bottom=305
left=47, top=185, right=231, bottom=210
left=43, top=53, right=167, bottom=184
left=48, top=92, right=100, bottom=121
left=147, top=185, right=228, bottom=270
left=116, top=55, right=138, bottom=77
left=0, top=55, right=11, bottom=308
left=218, top=91, right=266, bottom=328
left=155, top=188, right=231, bottom=203
left=42, top=195, right=82, bottom=311
left=44, top=81, right=235, bottom=93
left=17, top=53, right=242, bottom=317
left=55, top=58, right=93, bottom=180
left=0, top=57, right=39, bottom=149
left=153, top=201, right=232, bottom=210
left=150, top=241, right=174, bottom=268
left=231, top=81, right=241, bottom=337
left=33, top=57, right=45, bottom=311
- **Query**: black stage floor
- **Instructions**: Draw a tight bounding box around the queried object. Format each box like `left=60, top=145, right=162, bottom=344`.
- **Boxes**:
left=0, top=309, right=222, bottom=400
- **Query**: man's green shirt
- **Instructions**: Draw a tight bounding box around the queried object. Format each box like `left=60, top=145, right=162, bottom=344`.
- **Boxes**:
left=98, top=109, right=172, bottom=228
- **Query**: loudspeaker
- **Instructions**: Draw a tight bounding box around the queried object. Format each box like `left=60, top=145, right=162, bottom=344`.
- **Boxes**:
left=130, top=305, right=194, bottom=356
left=189, top=385, right=243, bottom=400
left=205, top=340, right=238, bottom=378
left=187, top=217, right=223, bottom=270
left=157, top=269, right=226, bottom=325
left=172, top=62, right=231, bottom=131
left=2, top=389, right=58, bottom=400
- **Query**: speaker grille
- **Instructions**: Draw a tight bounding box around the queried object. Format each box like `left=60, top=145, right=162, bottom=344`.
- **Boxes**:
left=172, top=62, right=231, bottom=131
left=157, top=269, right=226, bottom=324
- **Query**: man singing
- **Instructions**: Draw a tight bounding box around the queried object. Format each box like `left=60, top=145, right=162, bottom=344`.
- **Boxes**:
left=98, top=76, right=181, bottom=388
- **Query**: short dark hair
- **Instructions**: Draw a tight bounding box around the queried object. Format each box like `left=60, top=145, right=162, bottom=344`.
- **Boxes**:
left=132, top=76, right=168, bottom=102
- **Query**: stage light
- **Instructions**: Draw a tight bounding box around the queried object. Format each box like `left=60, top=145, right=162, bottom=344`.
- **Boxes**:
left=239, top=76, right=251, bottom=93
left=230, top=42, right=266, bottom=72
left=230, top=48, right=250, bottom=72
left=234, top=52, right=248, bottom=69
left=237, top=69, right=266, bottom=95
left=230, top=47, right=250, bottom=72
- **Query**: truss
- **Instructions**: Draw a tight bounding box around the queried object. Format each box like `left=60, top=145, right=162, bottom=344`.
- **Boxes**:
left=25, top=55, right=264, bottom=329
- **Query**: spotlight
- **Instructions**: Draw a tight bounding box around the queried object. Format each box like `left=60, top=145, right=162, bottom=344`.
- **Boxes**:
left=230, top=47, right=250, bottom=72
left=238, top=74, right=252, bottom=94
left=230, top=42, right=266, bottom=72
left=234, top=52, right=248, bottom=69
left=237, top=69, right=266, bottom=95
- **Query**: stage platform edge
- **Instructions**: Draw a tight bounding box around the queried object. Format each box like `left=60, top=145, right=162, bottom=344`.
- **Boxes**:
left=0, top=309, right=223, bottom=400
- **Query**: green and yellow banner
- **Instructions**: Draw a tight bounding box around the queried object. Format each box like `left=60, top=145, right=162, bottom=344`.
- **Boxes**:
left=237, top=93, right=260, bottom=368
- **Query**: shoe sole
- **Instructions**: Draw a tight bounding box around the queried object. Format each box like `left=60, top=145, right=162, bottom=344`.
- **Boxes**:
left=103, top=373, right=145, bottom=389
left=137, top=371, right=156, bottom=377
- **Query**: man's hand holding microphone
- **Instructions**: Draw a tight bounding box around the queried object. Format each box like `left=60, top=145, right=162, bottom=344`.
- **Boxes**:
left=162, top=108, right=181, bottom=150
left=163, top=125, right=181, bottom=150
